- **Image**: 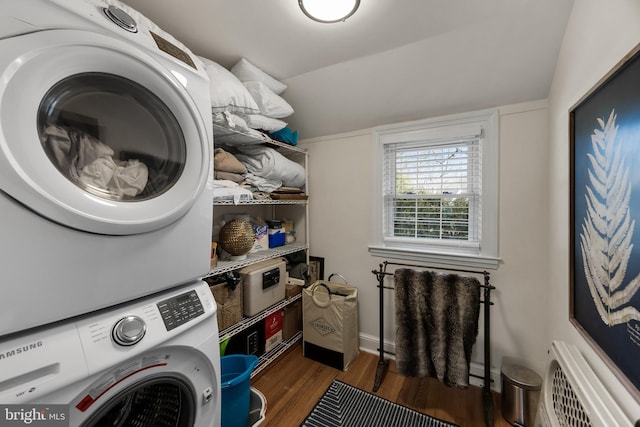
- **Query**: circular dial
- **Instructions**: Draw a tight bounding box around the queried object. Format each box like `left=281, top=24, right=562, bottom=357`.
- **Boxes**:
left=103, top=6, right=138, bottom=32
left=112, top=315, right=147, bottom=346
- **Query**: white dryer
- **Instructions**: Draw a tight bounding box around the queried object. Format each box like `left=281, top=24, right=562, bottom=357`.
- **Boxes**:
left=0, top=281, right=221, bottom=427
left=0, top=0, right=214, bottom=336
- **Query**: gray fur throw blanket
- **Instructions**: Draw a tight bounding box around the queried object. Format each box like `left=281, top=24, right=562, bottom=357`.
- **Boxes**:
left=394, top=269, right=480, bottom=388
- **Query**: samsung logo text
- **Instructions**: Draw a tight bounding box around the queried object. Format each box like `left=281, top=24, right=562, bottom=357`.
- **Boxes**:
left=0, top=341, right=43, bottom=360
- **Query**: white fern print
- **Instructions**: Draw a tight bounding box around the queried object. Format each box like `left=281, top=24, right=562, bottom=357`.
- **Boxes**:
left=580, top=109, right=640, bottom=325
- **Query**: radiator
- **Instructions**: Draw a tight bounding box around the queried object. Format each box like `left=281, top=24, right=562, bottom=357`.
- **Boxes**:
left=534, top=341, right=635, bottom=427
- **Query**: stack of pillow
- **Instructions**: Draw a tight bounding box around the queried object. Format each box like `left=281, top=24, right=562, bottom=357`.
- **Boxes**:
left=198, top=56, right=293, bottom=134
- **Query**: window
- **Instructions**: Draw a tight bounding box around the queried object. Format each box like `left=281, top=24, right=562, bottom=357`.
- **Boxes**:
left=369, top=109, right=499, bottom=269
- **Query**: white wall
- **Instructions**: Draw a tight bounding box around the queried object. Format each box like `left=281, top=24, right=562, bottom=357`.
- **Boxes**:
left=299, top=99, right=551, bottom=388
left=548, top=0, right=640, bottom=418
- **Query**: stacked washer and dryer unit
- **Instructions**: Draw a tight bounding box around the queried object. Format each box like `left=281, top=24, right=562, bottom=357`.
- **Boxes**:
left=0, top=0, right=221, bottom=426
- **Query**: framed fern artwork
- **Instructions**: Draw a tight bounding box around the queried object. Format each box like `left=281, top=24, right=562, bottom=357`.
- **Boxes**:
left=570, top=43, right=640, bottom=400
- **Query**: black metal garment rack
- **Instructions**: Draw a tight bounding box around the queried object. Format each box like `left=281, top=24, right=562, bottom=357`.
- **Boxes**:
left=371, top=260, right=495, bottom=427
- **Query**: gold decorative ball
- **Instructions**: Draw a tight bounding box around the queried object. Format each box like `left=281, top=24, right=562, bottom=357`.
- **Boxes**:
left=219, top=219, right=255, bottom=256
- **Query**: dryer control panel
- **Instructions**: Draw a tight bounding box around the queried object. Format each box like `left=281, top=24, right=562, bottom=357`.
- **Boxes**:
left=157, top=290, right=204, bottom=331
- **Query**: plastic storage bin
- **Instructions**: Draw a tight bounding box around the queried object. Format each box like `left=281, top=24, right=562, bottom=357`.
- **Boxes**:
left=501, top=360, right=542, bottom=427
left=221, top=354, right=260, bottom=427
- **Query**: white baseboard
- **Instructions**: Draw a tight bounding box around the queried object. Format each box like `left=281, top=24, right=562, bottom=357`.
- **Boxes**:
left=358, top=333, right=502, bottom=392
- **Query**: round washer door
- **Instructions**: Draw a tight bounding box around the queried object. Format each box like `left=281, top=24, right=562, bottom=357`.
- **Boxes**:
left=81, top=376, right=196, bottom=427
left=71, top=346, right=218, bottom=427
left=0, top=29, right=210, bottom=235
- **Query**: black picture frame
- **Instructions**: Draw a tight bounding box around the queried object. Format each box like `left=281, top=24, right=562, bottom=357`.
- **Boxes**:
left=570, top=43, right=640, bottom=401
left=308, top=256, right=325, bottom=284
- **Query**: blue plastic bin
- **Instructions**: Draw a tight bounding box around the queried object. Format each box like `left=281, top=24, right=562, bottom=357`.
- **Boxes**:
left=221, top=354, right=259, bottom=427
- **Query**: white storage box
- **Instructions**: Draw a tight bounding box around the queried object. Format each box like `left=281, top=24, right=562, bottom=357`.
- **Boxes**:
left=239, top=258, right=286, bottom=316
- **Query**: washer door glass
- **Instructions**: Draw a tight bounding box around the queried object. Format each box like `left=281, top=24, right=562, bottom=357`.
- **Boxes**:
left=39, top=72, right=185, bottom=202
left=82, top=377, right=194, bottom=427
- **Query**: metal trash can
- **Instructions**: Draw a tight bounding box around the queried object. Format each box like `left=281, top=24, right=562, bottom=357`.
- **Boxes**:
left=501, top=360, right=542, bottom=427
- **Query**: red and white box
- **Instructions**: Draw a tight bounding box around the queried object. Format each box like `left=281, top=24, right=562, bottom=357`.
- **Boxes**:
left=264, top=311, right=283, bottom=352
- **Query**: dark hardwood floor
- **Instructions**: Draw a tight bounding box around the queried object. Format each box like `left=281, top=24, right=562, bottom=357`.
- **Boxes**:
left=251, top=343, right=511, bottom=427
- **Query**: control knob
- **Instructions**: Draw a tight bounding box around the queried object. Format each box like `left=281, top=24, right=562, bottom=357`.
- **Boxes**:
left=112, top=315, right=146, bottom=346
left=103, top=5, right=138, bottom=33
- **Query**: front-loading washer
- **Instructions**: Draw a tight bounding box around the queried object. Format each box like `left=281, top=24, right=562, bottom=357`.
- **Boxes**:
left=0, top=281, right=221, bottom=427
left=0, top=0, right=215, bottom=336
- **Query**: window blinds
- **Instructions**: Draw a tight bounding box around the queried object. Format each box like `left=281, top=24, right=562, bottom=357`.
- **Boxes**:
left=383, top=131, right=482, bottom=247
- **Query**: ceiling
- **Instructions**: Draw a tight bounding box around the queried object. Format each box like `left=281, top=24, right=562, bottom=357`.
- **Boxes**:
left=123, top=0, right=575, bottom=139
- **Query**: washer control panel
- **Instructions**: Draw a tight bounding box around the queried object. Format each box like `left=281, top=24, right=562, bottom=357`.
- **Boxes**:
left=157, top=290, right=204, bottom=331
left=75, top=282, right=214, bottom=374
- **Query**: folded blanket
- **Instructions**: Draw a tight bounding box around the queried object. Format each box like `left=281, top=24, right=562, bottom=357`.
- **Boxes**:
left=212, top=180, right=253, bottom=204
left=394, top=269, right=480, bottom=388
left=212, top=112, right=266, bottom=145
left=236, top=146, right=305, bottom=188
left=213, top=111, right=251, bottom=132
left=214, top=148, right=246, bottom=174
left=215, top=170, right=245, bottom=183
left=243, top=173, right=282, bottom=193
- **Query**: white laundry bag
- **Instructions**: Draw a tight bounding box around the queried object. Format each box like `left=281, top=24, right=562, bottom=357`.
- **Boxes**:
left=302, top=280, right=359, bottom=370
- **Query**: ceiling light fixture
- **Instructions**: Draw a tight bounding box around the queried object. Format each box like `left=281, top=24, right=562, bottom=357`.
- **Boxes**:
left=299, top=0, right=360, bottom=23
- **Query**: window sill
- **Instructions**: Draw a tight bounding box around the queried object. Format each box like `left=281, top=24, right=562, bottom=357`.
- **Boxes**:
left=368, top=245, right=500, bottom=270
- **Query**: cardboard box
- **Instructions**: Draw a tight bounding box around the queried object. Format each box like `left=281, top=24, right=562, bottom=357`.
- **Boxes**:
left=282, top=300, right=302, bottom=341
left=286, top=277, right=304, bottom=299
left=208, top=282, right=243, bottom=332
left=264, top=311, right=283, bottom=352
left=281, top=219, right=294, bottom=234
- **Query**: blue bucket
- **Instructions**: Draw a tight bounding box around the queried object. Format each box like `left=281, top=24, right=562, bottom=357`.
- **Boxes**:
left=221, top=354, right=259, bottom=427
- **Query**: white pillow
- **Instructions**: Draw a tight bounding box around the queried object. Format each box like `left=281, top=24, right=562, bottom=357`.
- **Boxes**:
left=238, top=114, right=287, bottom=132
left=231, top=58, right=287, bottom=95
left=212, top=112, right=251, bottom=133
left=243, top=81, right=294, bottom=119
left=197, top=56, right=260, bottom=114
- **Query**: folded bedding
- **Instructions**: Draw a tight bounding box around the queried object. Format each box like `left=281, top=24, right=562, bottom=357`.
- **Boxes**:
left=238, top=114, right=287, bottom=132
left=214, top=170, right=245, bottom=183
left=212, top=112, right=266, bottom=146
left=213, top=112, right=250, bottom=132
left=213, top=179, right=253, bottom=204
left=242, top=81, right=294, bottom=119
left=197, top=56, right=260, bottom=115
left=235, top=145, right=305, bottom=189
left=231, top=58, right=287, bottom=95
left=214, top=148, right=246, bottom=174
left=206, top=57, right=297, bottom=144
left=243, top=173, right=282, bottom=193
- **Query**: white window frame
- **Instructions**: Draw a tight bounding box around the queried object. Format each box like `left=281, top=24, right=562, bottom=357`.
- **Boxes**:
left=369, top=108, right=500, bottom=270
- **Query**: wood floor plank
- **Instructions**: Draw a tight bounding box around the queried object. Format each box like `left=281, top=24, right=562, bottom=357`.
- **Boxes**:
left=250, top=343, right=511, bottom=427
